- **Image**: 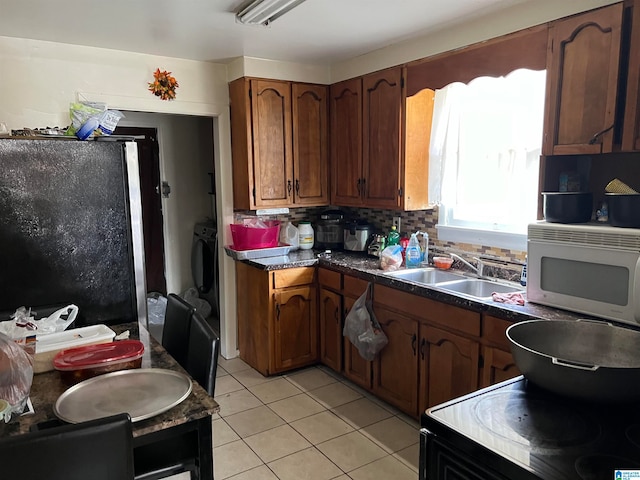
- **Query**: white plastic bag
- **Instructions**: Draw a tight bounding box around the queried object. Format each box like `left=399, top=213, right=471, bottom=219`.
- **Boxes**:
left=0, top=332, right=33, bottom=421
left=147, top=294, right=168, bottom=325
left=0, top=305, right=78, bottom=340
left=380, top=245, right=404, bottom=271
left=182, top=288, right=212, bottom=319
left=342, top=283, right=388, bottom=361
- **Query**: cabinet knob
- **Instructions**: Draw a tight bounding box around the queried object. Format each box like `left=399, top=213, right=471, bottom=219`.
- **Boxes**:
left=287, top=180, right=292, bottom=197
left=411, top=333, right=417, bottom=356
left=420, top=337, right=426, bottom=360
left=295, top=179, right=300, bottom=196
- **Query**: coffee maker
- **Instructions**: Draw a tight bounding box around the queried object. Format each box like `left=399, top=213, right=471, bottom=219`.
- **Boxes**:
left=315, top=209, right=345, bottom=249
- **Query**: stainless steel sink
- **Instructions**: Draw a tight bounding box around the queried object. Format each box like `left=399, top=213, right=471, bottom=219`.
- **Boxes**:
left=385, top=267, right=465, bottom=284
left=436, top=278, right=524, bottom=299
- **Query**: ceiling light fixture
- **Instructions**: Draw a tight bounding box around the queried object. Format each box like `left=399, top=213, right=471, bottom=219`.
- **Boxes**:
left=236, top=0, right=307, bottom=26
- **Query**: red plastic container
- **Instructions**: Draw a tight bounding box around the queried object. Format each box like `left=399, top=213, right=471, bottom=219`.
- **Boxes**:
left=230, top=220, right=281, bottom=250
left=53, top=340, right=144, bottom=385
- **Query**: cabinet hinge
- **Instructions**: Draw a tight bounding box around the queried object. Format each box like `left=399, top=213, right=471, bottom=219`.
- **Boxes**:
left=252, top=187, right=256, bottom=203
left=249, top=88, right=252, bottom=99
left=398, top=187, right=403, bottom=198
left=401, top=76, right=405, bottom=89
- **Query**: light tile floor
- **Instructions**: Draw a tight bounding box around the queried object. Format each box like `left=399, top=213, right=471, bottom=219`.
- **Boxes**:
left=212, top=357, right=420, bottom=480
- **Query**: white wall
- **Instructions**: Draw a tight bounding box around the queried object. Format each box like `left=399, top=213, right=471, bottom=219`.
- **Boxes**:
left=0, top=36, right=238, bottom=359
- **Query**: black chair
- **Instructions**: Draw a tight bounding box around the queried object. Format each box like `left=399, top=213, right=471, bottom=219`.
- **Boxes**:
left=187, top=311, right=221, bottom=397
left=162, top=293, right=195, bottom=367
left=0, top=413, right=134, bottom=480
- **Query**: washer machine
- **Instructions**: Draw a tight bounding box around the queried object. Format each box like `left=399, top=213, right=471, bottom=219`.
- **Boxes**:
left=191, top=220, right=219, bottom=320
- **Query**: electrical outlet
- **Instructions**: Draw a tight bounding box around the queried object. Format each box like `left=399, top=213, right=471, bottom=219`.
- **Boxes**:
left=392, top=216, right=401, bottom=233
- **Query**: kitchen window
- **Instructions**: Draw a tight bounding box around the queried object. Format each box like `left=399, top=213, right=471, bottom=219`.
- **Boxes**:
left=428, top=69, right=546, bottom=251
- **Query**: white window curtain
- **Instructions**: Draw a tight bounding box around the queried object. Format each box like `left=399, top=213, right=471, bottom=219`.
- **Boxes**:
left=428, top=69, right=546, bottom=237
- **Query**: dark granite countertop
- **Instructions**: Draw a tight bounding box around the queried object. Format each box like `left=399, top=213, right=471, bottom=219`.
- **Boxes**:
left=5, top=322, right=219, bottom=438
left=238, top=249, right=595, bottom=324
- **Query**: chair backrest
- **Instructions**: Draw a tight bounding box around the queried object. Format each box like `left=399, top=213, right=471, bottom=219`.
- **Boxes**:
left=186, top=311, right=220, bottom=397
left=162, top=293, right=195, bottom=367
left=0, top=413, right=134, bottom=480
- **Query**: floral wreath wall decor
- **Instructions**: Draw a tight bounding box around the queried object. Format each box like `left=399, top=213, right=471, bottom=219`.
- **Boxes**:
left=148, top=68, right=179, bottom=101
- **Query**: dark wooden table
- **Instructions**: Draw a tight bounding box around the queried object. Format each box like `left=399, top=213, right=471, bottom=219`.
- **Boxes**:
left=5, top=321, right=219, bottom=479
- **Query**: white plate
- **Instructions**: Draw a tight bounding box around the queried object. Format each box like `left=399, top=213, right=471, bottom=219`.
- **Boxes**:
left=54, top=368, right=192, bottom=423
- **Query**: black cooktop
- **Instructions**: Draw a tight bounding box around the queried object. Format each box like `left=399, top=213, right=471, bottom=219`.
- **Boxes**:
left=423, top=377, right=640, bottom=480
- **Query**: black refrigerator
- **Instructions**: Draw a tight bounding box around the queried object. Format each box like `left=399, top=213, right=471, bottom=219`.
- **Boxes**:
left=0, top=138, right=147, bottom=327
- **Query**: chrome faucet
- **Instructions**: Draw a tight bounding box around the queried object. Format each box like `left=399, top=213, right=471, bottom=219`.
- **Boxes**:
left=449, top=253, right=485, bottom=278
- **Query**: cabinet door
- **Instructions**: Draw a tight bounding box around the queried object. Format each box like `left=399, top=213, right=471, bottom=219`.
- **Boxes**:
left=342, top=295, right=373, bottom=389
left=420, top=325, right=479, bottom=410
left=362, top=68, right=403, bottom=209
left=480, top=346, right=520, bottom=388
left=330, top=78, right=363, bottom=206
left=623, top=0, right=640, bottom=152
left=292, top=83, right=329, bottom=205
left=543, top=3, right=624, bottom=155
left=273, top=285, right=318, bottom=372
left=319, top=288, right=342, bottom=373
left=251, top=79, right=294, bottom=207
left=372, top=306, right=419, bottom=415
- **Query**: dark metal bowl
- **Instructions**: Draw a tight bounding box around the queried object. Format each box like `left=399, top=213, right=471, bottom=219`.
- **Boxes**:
left=507, top=319, right=640, bottom=402
left=542, top=192, right=593, bottom=223
left=606, top=193, right=640, bottom=228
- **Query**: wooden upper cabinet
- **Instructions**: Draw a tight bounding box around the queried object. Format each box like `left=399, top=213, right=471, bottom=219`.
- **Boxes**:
left=252, top=79, right=293, bottom=207
left=229, top=77, right=329, bottom=209
left=363, top=68, right=403, bottom=209
left=292, top=83, right=329, bottom=205
left=330, top=78, right=363, bottom=206
left=543, top=3, right=625, bottom=155
left=623, top=0, right=640, bottom=152
left=331, top=68, right=432, bottom=210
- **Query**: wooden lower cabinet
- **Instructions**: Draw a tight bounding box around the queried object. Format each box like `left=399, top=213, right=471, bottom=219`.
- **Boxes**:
left=419, top=325, right=480, bottom=410
left=480, top=314, right=520, bottom=388
left=319, top=287, right=342, bottom=373
left=371, top=305, right=419, bottom=415
left=342, top=295, right=373, bottom=389
left=481, top=346, right=520, bottom=388
left=236, top=262, right=317, bottom=375
left=274, top=285, right=318, bottom=372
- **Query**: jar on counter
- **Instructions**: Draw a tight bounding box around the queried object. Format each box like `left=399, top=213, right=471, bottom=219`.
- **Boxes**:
left=298, top=221, right=314, bottom=250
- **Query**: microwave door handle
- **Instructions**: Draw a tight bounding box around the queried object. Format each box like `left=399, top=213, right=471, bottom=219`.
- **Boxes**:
left=634, top=256, right=640, bottom=322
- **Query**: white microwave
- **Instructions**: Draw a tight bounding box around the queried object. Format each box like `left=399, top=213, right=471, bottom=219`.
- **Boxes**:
left=527, top=222, right=640, bottom=326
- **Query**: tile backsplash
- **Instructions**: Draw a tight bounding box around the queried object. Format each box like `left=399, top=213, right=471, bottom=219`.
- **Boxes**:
left=235, top=205, right=527, bottom=278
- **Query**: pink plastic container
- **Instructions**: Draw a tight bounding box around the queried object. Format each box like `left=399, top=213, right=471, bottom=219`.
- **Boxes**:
left=230, top=221, right=281, bottom=250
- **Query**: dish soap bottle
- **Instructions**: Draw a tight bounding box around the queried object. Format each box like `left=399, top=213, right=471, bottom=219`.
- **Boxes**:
left=405, top=233, right=422, bottom=269
left=387, top=225, right=400, bottom=246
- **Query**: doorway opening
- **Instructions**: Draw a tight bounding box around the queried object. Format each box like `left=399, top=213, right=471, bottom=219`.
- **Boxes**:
left=115, top=126, right=167, bottom=295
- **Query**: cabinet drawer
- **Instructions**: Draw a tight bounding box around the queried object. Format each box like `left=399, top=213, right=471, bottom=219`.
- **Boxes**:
left=482, top=315, right=514, bottom=350
left=343, top=274, right=369, bottom=297
left=374, top=285, right=480, bottom=337
left=272, top=267, right=315, bottom=289
left=318, top=268, right=341, bottom=291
